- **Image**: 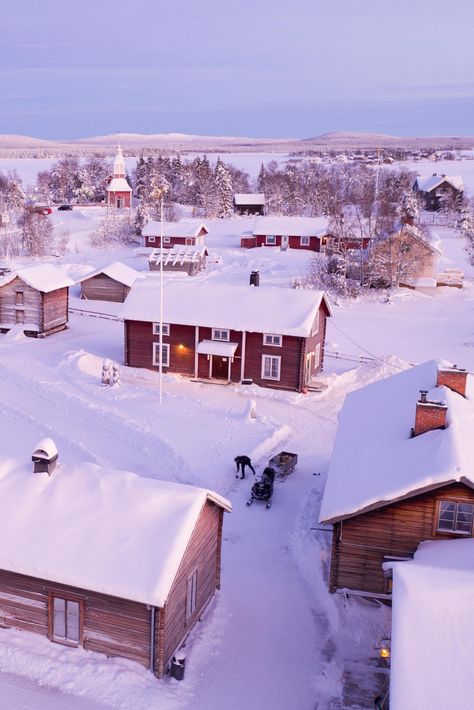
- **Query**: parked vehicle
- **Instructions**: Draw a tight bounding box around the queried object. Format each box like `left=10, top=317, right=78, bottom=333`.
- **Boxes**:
left=268, top=451, right=298, bottom=477
left=247, top=467, right=275, bottom=509
left=58, top=204, right=73, bottom=211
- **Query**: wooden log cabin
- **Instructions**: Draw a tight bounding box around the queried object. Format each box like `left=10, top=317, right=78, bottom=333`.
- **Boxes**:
left=0, top=439, right=231, bottom=678
left=0, top=264, right=73, bottom=336
left=319, top=361, right=474, bottom=596
left=78, top=261, right=143, bottom=302
left=120, top=279, right=331, bottom=392
left=142, top=220, right=208, bottom=249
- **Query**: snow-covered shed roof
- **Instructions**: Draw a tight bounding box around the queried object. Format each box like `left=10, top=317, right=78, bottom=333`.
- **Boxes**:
left=234, top=193, right=265, bottom=205
left=78, top=261, right=143, bottom=288
left=319, top=360, right=474, bottom=523
left=121, top=279, right=331, bottom=337
left=252, top=216, right=331, bottom=237
left=149, top=246, right=207, bottom=266
left=389, top=539, right=474, bottom=709
left=142, top=220, right=208, bottom=238
left=415, top=174, right=464, bottom=193
left=0, top=264, right=74, bottom=293
left=106, top=177, right=132, bottom=193
left=0, top=456, right=231, bottom=606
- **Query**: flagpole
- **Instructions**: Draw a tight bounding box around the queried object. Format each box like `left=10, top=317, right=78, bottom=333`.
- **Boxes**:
left=159, top=192, right=164, bottom=405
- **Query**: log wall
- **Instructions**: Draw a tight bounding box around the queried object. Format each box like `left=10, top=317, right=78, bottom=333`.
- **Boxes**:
left=81, top=274, right=129, bottom=303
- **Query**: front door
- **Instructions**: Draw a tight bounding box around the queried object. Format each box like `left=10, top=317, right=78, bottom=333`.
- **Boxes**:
left=281, top=235, right=289, bottom=250
left=211, top=356, right=229, bottom=380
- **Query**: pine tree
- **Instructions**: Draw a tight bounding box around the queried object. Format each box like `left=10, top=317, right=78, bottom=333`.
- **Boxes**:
left=215, top=158, right=233, bottom=218
left=133, top=202, right=149, bottom=236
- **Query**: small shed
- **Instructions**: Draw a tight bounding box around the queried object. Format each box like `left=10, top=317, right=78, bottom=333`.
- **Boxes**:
left=0, top=449, right=232, bottom=678
left=79, top=262, right=143, bottom=302
left=233, top=193, right=266, bottom=216
left=148, top=246, right=208, bottom=276
left=0, top=264, right=74, bottom=336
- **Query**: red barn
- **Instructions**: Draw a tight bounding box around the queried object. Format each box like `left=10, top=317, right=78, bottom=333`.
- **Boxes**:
left=249, top=216, right=334, bottom=251
left=142, top=220, right=208, bottom=249
left=121, top=279, right=331, bottom=392
left=0, top=440, right=231, bottom=678
left=106, top=145, right=132, bottom=209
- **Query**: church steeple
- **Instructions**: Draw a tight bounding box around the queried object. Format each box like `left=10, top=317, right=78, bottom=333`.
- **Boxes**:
left=113, top=145, right=126, bottom=179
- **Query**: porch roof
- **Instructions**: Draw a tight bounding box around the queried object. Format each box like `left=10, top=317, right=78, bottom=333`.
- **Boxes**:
left=197, top=340, right=239, bottom=357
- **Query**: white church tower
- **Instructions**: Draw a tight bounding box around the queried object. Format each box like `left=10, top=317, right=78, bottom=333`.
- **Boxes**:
left=106, top=145, right=132, bottom=209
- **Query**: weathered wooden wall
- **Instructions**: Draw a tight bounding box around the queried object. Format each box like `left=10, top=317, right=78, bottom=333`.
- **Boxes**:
left=329, top=482, right=474, bottom=594
left=156, top=501, right=224, bottom=677
left=0, top=276, right=41, bottom=330
left=42, top=287, right=69, bottom=333
left=81, top=274, right=129, bottom=302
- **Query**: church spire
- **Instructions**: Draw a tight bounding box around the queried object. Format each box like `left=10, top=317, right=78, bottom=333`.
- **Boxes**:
left=113, top=144, right=126, bottom=179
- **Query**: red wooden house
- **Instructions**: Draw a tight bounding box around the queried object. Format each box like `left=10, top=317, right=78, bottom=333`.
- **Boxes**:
left=0, top=264, right=73, bottom=336
left=0, top=439, right=231, bottom=678
left=320, top=361, right=474, bottom=596
left=142, top=220, right=208, bottom=249
left=120, top=279, right=331, bottom=392
left=243, top=216, right=333, bottom=251
left=233, top=193, right=265, bottom=216
left=106, top=146, right=132, bottom=209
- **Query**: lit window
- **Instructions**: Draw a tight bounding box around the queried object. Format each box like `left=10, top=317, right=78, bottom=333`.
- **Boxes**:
left=152, top=323, right=170, bottom=336
left=212, top=328, right=230, bottom=341
left=153, top=342, right=170, bottom=367
left=300, top=236, right=310, bottom=246
left=51, top=596, right=81, bottom=645
left=266, top=235, right=276, bottom=245
left=437, top=500, right=474, bottom=534
left=263, top=334, right=282, bottom=347
left=261, top=355, right=281, bottom=380
left=186, top=570, right=198, bottom=620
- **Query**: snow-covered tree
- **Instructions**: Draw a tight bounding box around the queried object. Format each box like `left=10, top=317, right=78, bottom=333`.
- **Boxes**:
left=367, top=228, right=430, bottom=288
left=18, top=210, right=53, bottom=256
left=133, top=202, right=149, bottom=236
left=215, top=158, right=233, bottom=218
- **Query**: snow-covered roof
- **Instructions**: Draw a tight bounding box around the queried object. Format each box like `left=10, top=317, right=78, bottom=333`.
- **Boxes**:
left=78, top=261, right=143, bottom=288
left=197, top=340, right=239, bottom=357
left=319, top=360, right=474, bottom=523
left=0, top=456, right=231, bottom=606
left=234, top=193, right=266, bottom=205
left=121, top=279, right=331, bottom=337
left=142, top=220, right=208, bottom=238
left=106, top=177, right=132, bottom=193
left=415, top=174, right=464, bottom=193
left=389, top=539, right=474, bottom=709
left=252, top=216, right=331, bottom=237
left=0, top=264, right=74, bottom=293
left=401, top=224, right=442, bottom=255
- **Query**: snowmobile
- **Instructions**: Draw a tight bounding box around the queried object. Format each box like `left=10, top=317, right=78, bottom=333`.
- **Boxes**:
left=246, top=467, right=275, bottom=509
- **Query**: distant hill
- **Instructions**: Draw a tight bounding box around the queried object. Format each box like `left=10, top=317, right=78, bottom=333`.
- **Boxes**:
left=71, top=132, right=289, bottom=146
left=306, top=131, right=399, bottom=143
left=0, top=134, right=60, bottom=148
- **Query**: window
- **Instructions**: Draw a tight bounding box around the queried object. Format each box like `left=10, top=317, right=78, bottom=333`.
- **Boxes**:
left=300, top=236, right=310, bottom=246
left=148, top=236, right=156, bottom=243
left=212, top=328, right=230, bottom=341
left=314, top=342, right=321, bottom=367
left=15, top=310, right=24, bottom=324
left=311, top=315, right=319, bottom=336
left=51, top=596, right=82, bottom=645
left=153, top=342, right=170, bottom=367
left=186, top=570, right=198, bottom=620
left=265, top=235, right=276, bottom=245
left=152, top=322, right=170, bottom=336
left=163, top=237, right=171, bottom=244
left=15, top=291, right=24, bottom=305
left=437, top=500, right=474, bottom=534
left=263, top=334, right=282, bottom=347
left=261, top=355, right=281, bottom=381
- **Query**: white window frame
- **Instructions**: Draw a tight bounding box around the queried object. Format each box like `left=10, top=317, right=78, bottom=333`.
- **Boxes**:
left=265, top=235, right=276, bottom=245
left=148, top=236, right=155, bottom=243
left=186, top=570, right=198, bottom=620
left=163, top=237, right=171, bottom=244
left=51, top=596, right=81, bottom=646
left=300, top=236, right=310, bottom=246
left=261, top=354, right=281, bottom=381
left=212, top=328, right=230, bottom=342
left=437, top=500, right=474, bottom=535
left=153, top=342, right=170, bottom=367
left=263, top=333, right=282, bottom=347
left=152, top=323, right=170, bottom=336
left=314, top=342, right=321, bottom=367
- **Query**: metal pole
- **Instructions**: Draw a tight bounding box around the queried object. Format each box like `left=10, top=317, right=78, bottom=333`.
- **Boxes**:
left=159, top=194, right=164, bottom=404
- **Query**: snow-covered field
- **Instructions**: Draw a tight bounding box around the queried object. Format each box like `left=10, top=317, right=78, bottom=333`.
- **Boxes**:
left=0, top=173, right=473, bottom=707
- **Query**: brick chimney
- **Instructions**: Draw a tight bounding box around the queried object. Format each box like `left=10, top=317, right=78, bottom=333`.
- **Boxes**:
left=437, top=365, right=467, bottom=398
left=413, top=390, right=447, bottom=437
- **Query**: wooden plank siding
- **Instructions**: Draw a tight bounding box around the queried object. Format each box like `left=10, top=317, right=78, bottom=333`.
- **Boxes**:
left=0, top=279, right=68, bottom=336
left=42, top=287, right=69, bottom=333
left=124, top=300, right=329, bottom=392
left=254, top=234, right=321, bottom=251
left=329, top=482, right=474, bottom=595
left=81, top=274, right=129, bottom=303
left=156, top=501, right=224, bottom=677
left=0, top=568, right=151, bottom=667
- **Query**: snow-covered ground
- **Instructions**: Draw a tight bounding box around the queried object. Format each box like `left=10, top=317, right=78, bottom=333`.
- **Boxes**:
left=0, top=186, right=473, bottom=707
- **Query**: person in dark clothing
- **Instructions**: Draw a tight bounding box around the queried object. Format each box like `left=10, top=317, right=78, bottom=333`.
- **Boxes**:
left=234, top=455, right=256, bottom=479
